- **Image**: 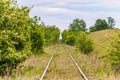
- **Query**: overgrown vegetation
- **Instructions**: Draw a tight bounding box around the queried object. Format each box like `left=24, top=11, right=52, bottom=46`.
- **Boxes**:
left=76, top=32, right=94, bottom=54
left=0, top=0, right=119, bottom=79
left=45, top=25, right=60, bottom=45
left=89, top=29, right=120, bottom=79
left=0, top=0, right=60, bottom=76
left=0, top=0, right=32, bottom=75
left=62, top=18, right=94, bottom=54
left=109, top=31, right=120, bottom=73
left=65, top=34, right=76, bottom=46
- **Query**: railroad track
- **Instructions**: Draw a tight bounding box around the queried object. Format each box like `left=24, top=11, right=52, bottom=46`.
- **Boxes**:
left=64, top=45, right=88, bottom=80
left=40, top=46, right=57, bottom=80
left=40, top=44, right=88, bottom=80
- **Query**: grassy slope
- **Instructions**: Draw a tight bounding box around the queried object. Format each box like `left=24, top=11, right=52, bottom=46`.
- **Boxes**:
left=67, top=29, right=120, bottom=80
left=89, top=29, right=118, bottom=57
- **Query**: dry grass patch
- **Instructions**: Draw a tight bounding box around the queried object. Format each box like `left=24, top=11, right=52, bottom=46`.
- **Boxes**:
left=66, top=44, right=120, bottom=80
left=44, top=44, right=83, bottom=80
left=0, top=45, right=56, bottom=80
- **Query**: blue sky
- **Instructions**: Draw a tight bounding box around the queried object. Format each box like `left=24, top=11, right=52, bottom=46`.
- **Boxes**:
left=17, top=0, right=120, bottom=31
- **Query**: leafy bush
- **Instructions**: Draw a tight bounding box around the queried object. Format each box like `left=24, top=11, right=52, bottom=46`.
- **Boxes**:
left=62, top=30, right=68, bottom=43
left=109, top=32, right=120, bottom=73
left=45, top=26, right=60, bottom=45
left=0, top=0, right=31, bottom=75
left=31, top=27, right=44, bottom=54
left=65, top=35, right=76, bottom=46
left=76, top=31, right=94, bottom=54
left=0, top=30, right=30, bottom=75
left=30, top=16, right=45, bottom=54
left=62, top=30, right=94, bottom=54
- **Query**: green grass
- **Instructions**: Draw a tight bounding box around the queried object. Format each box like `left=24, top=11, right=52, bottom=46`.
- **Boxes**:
left=89, top=29, right=118, bottom=57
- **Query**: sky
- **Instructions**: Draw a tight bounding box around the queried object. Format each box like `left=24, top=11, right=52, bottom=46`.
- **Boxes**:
left=17, top=0, right=120, bottom=31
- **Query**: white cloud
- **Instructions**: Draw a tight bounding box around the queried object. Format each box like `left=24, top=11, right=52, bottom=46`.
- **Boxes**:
left=18, top=0, right=120, bottom=8
left=31, top=6, right=91, bottom=16
left=97, top=0, right=120, bottom=8
left=17, top=0, right=120, bottom=30
left=35, top=7, right=74, bottom=14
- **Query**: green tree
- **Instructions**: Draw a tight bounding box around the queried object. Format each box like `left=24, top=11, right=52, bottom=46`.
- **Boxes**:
left=62, top=30, right=76, bottom=45
left=107, top=17, right=115, bottom=28
left=89, top=19, right=109, bottom=32
left=89, top=26, right=96, bottom=32
left=31, top=16, right=45, bottom=54
left=31, top=27, right=44, bottom=54
left=69, top=18, right=87, bottom=32
left=62, top=30, right=68, bottom=42
left=0, top=0, right=44, bottom=75
left=45, top=25, right=60, bottom=45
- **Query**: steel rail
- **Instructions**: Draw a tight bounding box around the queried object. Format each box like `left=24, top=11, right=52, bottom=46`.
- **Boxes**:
left=64, top=45, right=88, bottom=80
left=40, top=46, right=57, bottom=80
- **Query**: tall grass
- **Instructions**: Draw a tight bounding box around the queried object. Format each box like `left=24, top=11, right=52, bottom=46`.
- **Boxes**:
left=66, top=44, right=120, bottom=80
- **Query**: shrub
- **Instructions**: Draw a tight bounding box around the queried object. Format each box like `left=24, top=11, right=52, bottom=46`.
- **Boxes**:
left=109, top=32, right=120, bottom=73
left=76, top=31, right=94, bottom=54
left=0, top=0, right=31, bottom=75
left=0, top=30, right=31, bottom=75
left=65, top=35, right=76, bottom=46
left=45, top=26, right=60, bottom=45
left=31, top=27, right=44, bottom=54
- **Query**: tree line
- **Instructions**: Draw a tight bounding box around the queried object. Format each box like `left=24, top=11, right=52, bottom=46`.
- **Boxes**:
left=0, top=0, right=60, bottom=76
left=89, top=17, right=115, bottom=32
